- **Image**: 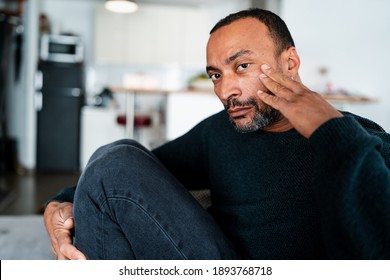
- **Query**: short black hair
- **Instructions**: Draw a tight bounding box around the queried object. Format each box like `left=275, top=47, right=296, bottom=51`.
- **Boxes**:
left=210, top=8, right=295, bottom=57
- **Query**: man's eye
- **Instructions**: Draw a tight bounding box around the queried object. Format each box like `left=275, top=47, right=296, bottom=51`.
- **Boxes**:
left=209, top=73, right=221, bottom=81
left=237, top=63, right=250, bottom=71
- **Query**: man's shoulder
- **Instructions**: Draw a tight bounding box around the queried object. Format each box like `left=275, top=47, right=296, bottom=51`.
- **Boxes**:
left=196, top=110, right=228, bottom=127
left=342, top=111, right=390, bottom=157
left=342, top=111, right=390, bottom=167
left=342, top=111, right=387, bottom=134
left=203, top=110, right=227, bottom=121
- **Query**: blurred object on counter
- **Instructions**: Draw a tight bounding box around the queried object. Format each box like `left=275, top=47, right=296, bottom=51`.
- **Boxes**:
left=188, top=73, right=213, bottom=90
left=122, top=72, right=160, bottom=90
left=93, top=87, right=113, bottom=107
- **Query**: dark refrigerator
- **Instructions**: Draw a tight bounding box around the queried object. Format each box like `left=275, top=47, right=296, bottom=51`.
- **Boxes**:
left=36, top=35, right=85, bottom=172
left=0, top=14, right=22, bottom=174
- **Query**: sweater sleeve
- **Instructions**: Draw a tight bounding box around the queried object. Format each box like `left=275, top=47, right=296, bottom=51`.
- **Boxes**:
left=309, top=115, right=390, bottom=259
left=45, top=185, right=76, bottom=205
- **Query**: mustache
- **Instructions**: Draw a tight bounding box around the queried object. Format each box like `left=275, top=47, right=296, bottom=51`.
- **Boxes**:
left=225, top=97, right=258, bottom=110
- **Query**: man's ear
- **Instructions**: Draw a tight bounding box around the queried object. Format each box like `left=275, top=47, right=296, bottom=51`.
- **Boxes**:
left=282, top=47, right=300, bottom=76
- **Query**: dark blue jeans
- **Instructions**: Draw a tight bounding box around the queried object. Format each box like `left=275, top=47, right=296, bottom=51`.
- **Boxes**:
left=73, top=139, right=238, bottom=259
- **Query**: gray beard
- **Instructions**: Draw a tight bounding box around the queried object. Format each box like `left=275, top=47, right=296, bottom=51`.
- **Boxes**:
left=225, top=97, right=281, bottom=133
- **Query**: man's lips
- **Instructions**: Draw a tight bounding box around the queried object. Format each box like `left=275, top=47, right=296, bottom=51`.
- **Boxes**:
left=227, top=107, right=253, bottom=118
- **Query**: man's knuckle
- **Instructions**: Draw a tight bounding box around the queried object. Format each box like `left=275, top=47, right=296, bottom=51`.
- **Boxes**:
left=275, top=84, right=285, bottom=92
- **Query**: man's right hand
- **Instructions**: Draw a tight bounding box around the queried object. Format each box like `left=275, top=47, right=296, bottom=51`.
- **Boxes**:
left=43, top=201, right=87, bottom=260
left=258, top=64, right=343, bottom=138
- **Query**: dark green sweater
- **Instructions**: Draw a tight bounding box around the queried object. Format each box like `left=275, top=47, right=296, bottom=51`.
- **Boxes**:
left=53, top=111, right=390, bottom=259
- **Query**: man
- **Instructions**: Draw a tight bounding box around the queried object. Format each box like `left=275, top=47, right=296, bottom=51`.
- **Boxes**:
left=44, top=8, right=390, bottom=259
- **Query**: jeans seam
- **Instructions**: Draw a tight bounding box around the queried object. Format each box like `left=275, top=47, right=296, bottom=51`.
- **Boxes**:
left=107, top=196, right=188, bottom=260
left=100, top=208, right=105, bottom=259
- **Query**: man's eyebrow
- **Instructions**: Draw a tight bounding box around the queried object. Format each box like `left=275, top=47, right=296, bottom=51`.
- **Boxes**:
left=206, top=49, right=254, bottom=73
left=206, top=65, right=218, bottom=73
left=226, top=49, right=254, bottom=64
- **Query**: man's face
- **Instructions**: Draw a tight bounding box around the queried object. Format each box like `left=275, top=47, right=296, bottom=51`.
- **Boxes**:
left=206, top=18, right=283, bottom=133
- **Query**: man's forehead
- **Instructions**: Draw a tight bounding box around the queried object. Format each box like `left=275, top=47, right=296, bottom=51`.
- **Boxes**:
left=208, top=18, right=269, bottom=48
left=211, top=17, right=267, bottom=36
left=207, top=19, right=272, bottom=56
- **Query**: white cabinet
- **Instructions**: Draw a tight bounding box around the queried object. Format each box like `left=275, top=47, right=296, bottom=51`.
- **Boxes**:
left=95, top=4, right=211, bottom=66
left=166, top=92, right=223, bottom=140
left=80, top=106, right=125, bottom=169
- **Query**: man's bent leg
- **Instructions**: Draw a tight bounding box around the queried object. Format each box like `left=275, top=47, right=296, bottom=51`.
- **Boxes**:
left=73, top=139, right=238, bottom=259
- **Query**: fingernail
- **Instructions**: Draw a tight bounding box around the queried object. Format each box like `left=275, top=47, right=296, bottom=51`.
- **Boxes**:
left=257, top=90, right=263, bottom=94
left=261, top=64, right=271, bottom=70
left=259, top=73, right=267, bottom=79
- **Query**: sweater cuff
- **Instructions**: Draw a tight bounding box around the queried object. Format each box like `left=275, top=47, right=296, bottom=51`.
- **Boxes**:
left=45, top=186, right=76, bottom=207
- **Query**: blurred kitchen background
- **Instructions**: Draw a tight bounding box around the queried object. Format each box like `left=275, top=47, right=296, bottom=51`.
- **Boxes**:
left=0, top=0, right=389, bottom=215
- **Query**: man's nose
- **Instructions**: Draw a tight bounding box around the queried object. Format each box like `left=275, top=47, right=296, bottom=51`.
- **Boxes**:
left=218, top=76, right=241, bottom=103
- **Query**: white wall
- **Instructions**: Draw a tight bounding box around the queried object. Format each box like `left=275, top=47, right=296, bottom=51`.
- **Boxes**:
left=40, top=0, right=96, bottom=65
left=281, top=0, right=390, bottom=131
left=203, top=0, right=251, bottom=21
left=7, top=0, right=40, bottom=169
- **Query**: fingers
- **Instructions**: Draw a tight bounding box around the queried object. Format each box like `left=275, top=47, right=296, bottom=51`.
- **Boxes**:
left=259, top=64, right=299, bottom=99
left=257, top=64, right=344, bottom=138
left=257, top=90, right=283, bottom=111
left=58, top=241, right=87, bottom=260
left=58, top=203, right=74, bottom=223
left=44, top=201, right=85, bottom=260
left=54, top=226, right=86, bottom=260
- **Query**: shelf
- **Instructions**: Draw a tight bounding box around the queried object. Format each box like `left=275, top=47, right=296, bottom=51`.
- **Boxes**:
left=321, top=94, right=377, bottom=103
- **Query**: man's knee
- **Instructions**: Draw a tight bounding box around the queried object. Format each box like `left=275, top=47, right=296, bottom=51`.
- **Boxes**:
left=75, top=140, right=166, bottom=225
left=88, top=139, right=151, bottom=172
left=76, top=143, right=133, bottom=203
left=86, top=139, right=152, bottom=170
left=80, top=140, right=158, bottom=194
left=90, top=139, right=147, bottom=161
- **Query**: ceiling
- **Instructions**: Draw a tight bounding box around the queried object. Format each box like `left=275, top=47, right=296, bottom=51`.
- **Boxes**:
left=95, top=0, right=239, bottom=8
left=136, top=0, right=233, bottom=6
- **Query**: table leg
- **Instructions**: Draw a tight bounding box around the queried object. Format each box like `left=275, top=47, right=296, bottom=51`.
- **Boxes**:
left=125, top=92, right=135, bottom=139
